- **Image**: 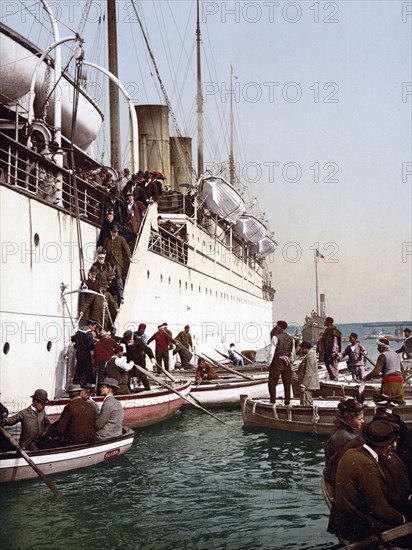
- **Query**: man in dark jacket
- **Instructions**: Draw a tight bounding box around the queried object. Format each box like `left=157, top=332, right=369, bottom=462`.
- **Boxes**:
left=268, top=320, right=294, bottom=405
left=322, top=316, right=342, bottom=381
left=123, top=330, right=155, bottom=390
left=1, top=389, right=50, bottom=450
left=328, top=420, right=408, bottom=544
left=50, top=384, right=97, bottom=446
left=72, top=319, right=98, bottom=385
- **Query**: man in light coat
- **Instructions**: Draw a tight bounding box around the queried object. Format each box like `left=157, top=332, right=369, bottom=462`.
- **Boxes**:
left=298, top=341, right=320, bottom=405
left=95, top=377, right=123, bottom=440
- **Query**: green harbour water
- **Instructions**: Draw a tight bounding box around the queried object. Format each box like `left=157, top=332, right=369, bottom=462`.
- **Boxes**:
left=0, top=408, right=340, bottom=550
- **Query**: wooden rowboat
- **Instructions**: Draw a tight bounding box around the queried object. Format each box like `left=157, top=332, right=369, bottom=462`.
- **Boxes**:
left=0, top=427, right=135, bottom=483
left=189, top=376, right=270, bottom=408
left=240, top=396, right=412, bottom=435
left=46, top=381, right=192, bottom=428
left=316, top=378, right=412, bottom=400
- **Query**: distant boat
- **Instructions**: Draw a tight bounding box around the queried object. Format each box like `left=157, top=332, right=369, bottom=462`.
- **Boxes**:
left=364, top=325, right=406, bottom=342
left=0, top=427, right=135, bottom=483
left=302, top=250, right=327, bottom=344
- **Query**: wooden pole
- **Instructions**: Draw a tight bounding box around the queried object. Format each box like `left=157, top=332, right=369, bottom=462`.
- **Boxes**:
left=202, top=353, right=254, bottom=381
left=0, top=427, right=61, bottom=497
left=341, top=522, right=412, bottom=549
left=133, top=365, right=226, bottom=424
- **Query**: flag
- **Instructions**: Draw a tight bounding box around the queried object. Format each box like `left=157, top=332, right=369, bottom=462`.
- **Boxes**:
left=316, top=249, right=325, bottom=259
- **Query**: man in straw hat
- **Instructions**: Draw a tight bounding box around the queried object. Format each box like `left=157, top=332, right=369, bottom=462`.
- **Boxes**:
left=364, top=338, right=404, bottom=400
left=328, top=419, right=408, bottom=544
left=1, top=389, right=50, bottom=450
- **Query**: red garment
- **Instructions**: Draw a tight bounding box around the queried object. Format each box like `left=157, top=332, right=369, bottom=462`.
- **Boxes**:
left=94, top=337, right=123, bottom=362
left=147, top=330, right=174, bottom=352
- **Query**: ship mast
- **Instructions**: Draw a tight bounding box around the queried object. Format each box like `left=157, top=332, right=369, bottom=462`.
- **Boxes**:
left=196, top=0, right=203, bottom=178
left=107, top=0, right=121, bottom=170
left=315, top=249, right=319, bottom=314
left=229, top=65, right=235, bottom=186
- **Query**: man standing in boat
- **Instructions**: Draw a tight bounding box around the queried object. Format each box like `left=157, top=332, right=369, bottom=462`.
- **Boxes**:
left=147, top=323, right=177, bottom=373
left=396, top=327, right=412, bottom=360
left=297, top=341, right=320, bottom=405
left=322, top=317, right=342, bottom=381
left=268, top=321, right=295, bottom=405
left=339, top=332, right=368, bottom=381
left=364, top=338, right=405, bottom=400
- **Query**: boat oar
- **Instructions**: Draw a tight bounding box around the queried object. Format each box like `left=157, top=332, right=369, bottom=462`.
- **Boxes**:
left=340, top=522, right=412, bottom=549
left=238, top=351, right=254, bottom=365
left=0, top=427, right=61, bottom=497
left=201, top=353, right=254, bottom=381
left=364, top=356, right=377, bottom=368
left=133, top=365, right=226, bottom=424
left=155, top=363, right=211, bottom=409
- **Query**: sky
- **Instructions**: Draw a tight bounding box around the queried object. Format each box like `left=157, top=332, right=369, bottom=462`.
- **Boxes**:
left=1, top=0, right=411, bottom=325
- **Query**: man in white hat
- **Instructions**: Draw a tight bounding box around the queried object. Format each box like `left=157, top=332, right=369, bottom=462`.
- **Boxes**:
left=95, top=378, right=123, bottom=440
left=1, top=389, right=50, bottom=450
left=364, top=338, right=404, bottom=399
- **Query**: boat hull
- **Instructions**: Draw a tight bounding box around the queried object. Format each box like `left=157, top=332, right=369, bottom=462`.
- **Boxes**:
left=46, top=381, right=192, bottom=428
left=189, top=377, right=269, bottom=407
left=0, top=428, right=135, bottom=482
left=240, top=396, right=412, bottom=434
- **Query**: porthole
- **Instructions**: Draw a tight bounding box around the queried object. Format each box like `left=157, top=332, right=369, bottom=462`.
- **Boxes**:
left=34, top=233, right=40, bottom=247
left=160, top=274, right=163, bottom=282
left=169, top=277, right=171, bottom=285
left=185, top=282, right=188, bottom=290
left=46, top=341, right=52, bottom=352
left=147, top=270, right=150, bottom=279
left=3, top=342, right=10, bottom=354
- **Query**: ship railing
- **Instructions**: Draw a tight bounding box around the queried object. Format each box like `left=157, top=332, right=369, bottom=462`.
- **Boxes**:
left=157, top=192, right=194, bottom=217
left=148, top=225, right=188, bottom=265
left=0, top=133, right=106, bottom=226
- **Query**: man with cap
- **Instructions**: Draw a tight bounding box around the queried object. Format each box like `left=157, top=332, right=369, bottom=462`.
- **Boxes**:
left=396, top=327, right=412, bottom=360
left=364, top=338, right=404, bottom=400
left=268, top=321, right=295, bottom=405
left=94, top=330, right=123, bottom=393
left=104, top=223, right=132, bottom=283
left=324, top=397, right=365, bottom=486
left=72, top=319, right=98, bottom=385
left=328, top=419, right=408, bottom=544
left=174, top=325, right=193, bottom=368
left=105, top=266, right=124, bottom=306
left=1, top=389, right=51, bottom=450
left=297, top=341, right=320, bottom=405
left=95, top=377, right=123, bottom=440
left=134, top=323, right=148, bottom=344
left=92, top=247, right=111, bottom=281
left=322, top=317, right=342, bottom=381
left=339, top=332, right=368, bottom=381
left=48, top=384, right=97, bottom=446
left=79, top=279, right=119, bottom=330
left=147, top=324, right=176, bottom=373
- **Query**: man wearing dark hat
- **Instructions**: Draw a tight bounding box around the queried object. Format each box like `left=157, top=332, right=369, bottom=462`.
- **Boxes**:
left=1, top=389, right=51, bottom=450
left=79, top=280, right=119, bottom=330
left=105, top=266, right=124, bottom=306
left=268, top=321, right=295, bottom=405
left=328, top=420, right=407, bottom=544
left=396, top=327, right=412, bottom=360
left=49, top=384, right=97, bottom=446
left=95, top=377, right=123, bottom=440
left=297, top=341, right=319, bottom=405
left=364, top=338, right=404, bottom=400
left=72, top=319, right=99, bottom=385
left=104, top=223, right=132, bottom=283
left=322, top=317, right=342, bottom=381
left=339, top=332, right=368, bottom=381
left=99, top=185, right=127, bottom=226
